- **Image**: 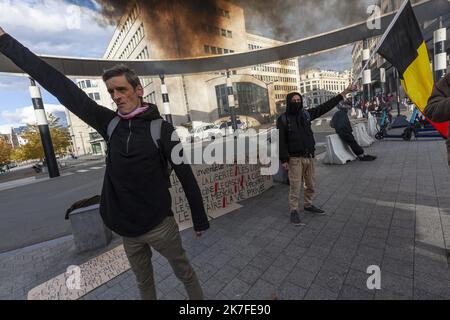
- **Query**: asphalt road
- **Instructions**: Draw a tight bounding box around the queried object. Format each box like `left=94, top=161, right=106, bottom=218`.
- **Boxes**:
left=0, top=164, right=105, bottom=253
left=0, top=124, right=333, bottom=253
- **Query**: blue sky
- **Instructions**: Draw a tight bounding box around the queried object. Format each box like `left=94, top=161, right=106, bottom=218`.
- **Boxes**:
left=0, top=0, right=115, bottom=133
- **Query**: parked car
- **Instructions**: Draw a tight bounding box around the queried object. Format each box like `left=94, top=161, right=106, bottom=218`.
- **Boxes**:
left=7, top=162, right=17, bottom=169
left=218, top=119, right=247, bottom=135
left=187, top=124, right=223, bottom=143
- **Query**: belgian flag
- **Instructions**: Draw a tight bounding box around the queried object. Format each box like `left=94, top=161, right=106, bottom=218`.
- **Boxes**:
left=377, top=0, right=448, bottom=137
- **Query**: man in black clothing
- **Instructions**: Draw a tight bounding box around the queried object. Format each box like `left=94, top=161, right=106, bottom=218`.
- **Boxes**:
left=277, top=86, right=355, bottom=225
left=0, top=28, right=209, bottom=300
left=331, top=100, right=377, bottom=161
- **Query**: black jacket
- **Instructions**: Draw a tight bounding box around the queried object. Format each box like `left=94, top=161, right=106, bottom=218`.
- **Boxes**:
left=0, top=34, right=209, bottom=237
left=424, top=72, right=450, bottom=165
left=277, top=92, right=343, bottom=163
left=331, top=109, right=353, bottom=135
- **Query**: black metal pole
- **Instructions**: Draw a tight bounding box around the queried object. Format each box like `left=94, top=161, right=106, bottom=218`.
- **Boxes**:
left=394, top=68, right=401, bottom=116
left=362, top=39, right=372, bottom=103
left=159, top=74, right=173, bottom=124
left=226, top=70, right=238, bottom=131
left=434, top=17, right=447, bottom=82
left=29, top=78, right=60, bottom=178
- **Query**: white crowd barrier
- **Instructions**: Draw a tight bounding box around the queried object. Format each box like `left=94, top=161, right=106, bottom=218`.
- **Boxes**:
left=357, top=109, right=364, bottom=119
left=367, top=112, right=378, bottom=137
left=354, top=123, right=375, bottom=147
left=323, top=134, right=357, bottom=165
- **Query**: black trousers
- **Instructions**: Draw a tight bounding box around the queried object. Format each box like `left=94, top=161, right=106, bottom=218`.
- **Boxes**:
left=338, top=132, right=364, bottom=156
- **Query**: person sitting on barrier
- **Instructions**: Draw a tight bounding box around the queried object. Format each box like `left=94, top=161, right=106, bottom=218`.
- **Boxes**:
left=277, top=84, right=356, bottom=226
left=0, top=27, right=209, bottom=300
left=331, top=100, right=377, bottom=162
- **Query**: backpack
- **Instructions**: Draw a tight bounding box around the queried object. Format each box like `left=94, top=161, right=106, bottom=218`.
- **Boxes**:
left=65, top=195, right=101, bottom=220
left=106, top=116, right=173, bottom=184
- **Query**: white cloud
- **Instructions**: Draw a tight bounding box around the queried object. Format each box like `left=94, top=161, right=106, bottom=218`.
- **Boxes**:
left=0, top=104, right=66, bottom=130
left=0, top=0, right=115, bottom=57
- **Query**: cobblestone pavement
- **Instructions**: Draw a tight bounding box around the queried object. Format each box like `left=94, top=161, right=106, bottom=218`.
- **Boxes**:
left=1, top=138, right=449, bottom=300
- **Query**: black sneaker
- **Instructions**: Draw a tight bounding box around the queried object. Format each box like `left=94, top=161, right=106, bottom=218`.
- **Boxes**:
left=290, top=211, right=305, bottom=226
left=359, top=155, right=377, bottom=161
left=304, top=205, right=326, bottom=215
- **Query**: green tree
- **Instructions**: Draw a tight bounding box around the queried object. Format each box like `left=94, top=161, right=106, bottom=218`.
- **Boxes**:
left=0, top=138, right=12, bottom=165
left=12, top=115, right=71, bottom=161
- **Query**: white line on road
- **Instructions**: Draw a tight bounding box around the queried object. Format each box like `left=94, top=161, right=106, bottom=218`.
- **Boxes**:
left=89, top=167, right=103, bottom=170
left=76, top=170, right=89, bottom=173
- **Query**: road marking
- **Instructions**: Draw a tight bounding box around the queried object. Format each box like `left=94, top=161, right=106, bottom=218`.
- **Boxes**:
left=89, top=167, right=103, bottom=170
left=76, top=170, right=89, bottom=173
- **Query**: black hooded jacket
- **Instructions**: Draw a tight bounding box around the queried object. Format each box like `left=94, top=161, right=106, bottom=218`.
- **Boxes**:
left=0, top=34, right=209, bottom=237
left=331, top=108, right=353, bottom=135
left=277, top=92, right=343, bottom=163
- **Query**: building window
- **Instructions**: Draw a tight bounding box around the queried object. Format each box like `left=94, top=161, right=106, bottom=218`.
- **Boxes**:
left=204, top=45, right=210, bottom=54
left=144, top=91, right=156, bottom=104
left=87, top=92, right=100, bottom=101
left=215, top=82, right=270, bottom=118
left=227, top=30, right=232, bottom=38
left=218, top=8, right=230, bottom=18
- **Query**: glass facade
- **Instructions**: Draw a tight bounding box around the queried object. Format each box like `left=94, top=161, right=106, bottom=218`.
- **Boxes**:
left=215, top=82, right=270, bottom=118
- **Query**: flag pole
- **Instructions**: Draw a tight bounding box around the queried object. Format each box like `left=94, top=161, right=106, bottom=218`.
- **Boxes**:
left=352, top=0, right=410, bottom=86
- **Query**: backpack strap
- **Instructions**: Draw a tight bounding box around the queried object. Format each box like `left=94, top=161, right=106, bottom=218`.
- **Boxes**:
left=281, top=113, right=288, bottom=126
left=303, top=110, right=311, bottom=122
left=107, top=116, right=120, bottom=141
left=150, top=118, right=163, bottom=149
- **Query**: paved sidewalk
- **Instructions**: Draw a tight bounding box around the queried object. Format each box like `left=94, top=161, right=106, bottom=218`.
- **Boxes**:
left=1, top=138, right=449, bottom=300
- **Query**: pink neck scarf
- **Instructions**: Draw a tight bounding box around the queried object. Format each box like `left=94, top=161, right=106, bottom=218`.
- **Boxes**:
left=118, top=105, right=149, bottom=120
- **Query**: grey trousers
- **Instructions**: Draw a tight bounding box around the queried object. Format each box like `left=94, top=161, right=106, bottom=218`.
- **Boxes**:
left=122, top=216, right=203, bottom=300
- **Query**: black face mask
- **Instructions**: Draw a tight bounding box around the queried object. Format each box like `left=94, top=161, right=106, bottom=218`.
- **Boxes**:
left=292, top=102, right=303, bottom=110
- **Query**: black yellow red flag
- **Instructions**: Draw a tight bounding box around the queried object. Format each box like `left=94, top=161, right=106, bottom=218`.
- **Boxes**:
left=377, top=0, right=448, bottom=137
